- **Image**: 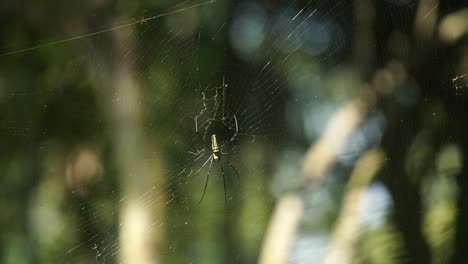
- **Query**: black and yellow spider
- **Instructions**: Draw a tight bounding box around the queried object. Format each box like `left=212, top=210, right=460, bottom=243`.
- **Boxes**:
left=193, top=115, right=240, bottom=204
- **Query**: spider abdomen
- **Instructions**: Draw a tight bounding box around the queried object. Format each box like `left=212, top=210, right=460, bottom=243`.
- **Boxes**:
left=211, top=134, right=220, bottom=153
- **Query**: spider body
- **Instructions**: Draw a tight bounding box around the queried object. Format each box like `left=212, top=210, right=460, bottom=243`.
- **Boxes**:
left=211, top=134, right=220, bottom=160
left=140, top=16, right=147, bottom=25
left=193, top=116, right=239, bottom=204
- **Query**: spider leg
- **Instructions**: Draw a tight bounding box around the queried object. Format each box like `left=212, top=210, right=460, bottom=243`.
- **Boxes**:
left=198, top=157, right=214, bottom=204
left=192, top=154, right=213, bottom=178
left=193, top=152, right=211, bottom=162
left=233, top=115, right=238, bottom=132
left=228, top=162, right=240, bottom=182
left=221, top=151, right=239, bottom=156
left=220, top=162, right=227, bottom=204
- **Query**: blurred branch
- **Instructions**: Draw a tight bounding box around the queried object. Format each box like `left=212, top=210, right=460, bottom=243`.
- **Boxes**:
left=259, top=88, right=375, bottom=264
left=324, top=149, right=385, bottom=264
left=111, top=45, right=165, bottom=264
left=261, top=0, right=464, bottom=262
left=86, top=14, right=166, bottom=264
left=302, top=96, right=371, bottom=183
left=259, top=59, right=411, bottom=263
left=258, top=193, right=303, bottom=264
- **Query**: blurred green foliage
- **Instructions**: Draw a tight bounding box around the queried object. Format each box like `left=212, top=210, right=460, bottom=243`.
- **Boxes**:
left=0, top=0, right=467, bottom=263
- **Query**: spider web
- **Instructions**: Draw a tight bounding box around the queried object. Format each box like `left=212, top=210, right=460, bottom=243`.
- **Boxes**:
left=0, top=0, right=370, bottom=263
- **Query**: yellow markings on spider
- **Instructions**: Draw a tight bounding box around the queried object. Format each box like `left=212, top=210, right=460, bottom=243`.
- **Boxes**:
left=211, top=134, right=220, bottom=159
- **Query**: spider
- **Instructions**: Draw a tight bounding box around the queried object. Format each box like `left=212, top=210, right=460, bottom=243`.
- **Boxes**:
left=139, top=16, right=147, bottom=25
left=193, top=115, right=240, bottom=204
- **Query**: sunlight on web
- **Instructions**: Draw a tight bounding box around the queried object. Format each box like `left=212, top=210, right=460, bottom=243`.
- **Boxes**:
left=453, top=74, right=468, bottom=95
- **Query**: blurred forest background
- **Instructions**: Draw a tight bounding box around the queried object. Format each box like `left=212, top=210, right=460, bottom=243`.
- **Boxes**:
left=0, top=0, right=467, bottom=263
